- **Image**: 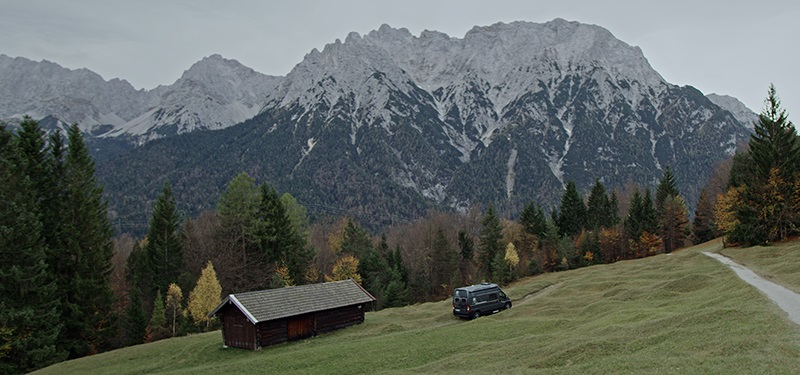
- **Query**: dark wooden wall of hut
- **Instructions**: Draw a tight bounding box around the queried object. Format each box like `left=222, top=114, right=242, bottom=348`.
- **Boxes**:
left=220, top=305, right=256, bottom=350
left=220, top=303, right=367, bottom=350
left=251, top=303, right=366, bottom=349
left=315, top=304, right=365, bottom=334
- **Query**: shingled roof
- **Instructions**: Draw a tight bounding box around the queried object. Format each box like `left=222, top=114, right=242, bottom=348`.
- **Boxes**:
left=209, top=279, right=376, bottom=324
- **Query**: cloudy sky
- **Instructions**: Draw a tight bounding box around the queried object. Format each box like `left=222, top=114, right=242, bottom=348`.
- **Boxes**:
left=2, top=0, right=798, bottom=116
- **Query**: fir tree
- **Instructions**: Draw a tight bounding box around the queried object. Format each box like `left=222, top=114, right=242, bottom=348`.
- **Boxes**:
left=217, top=172, right=262, bottom=290
left=607, top=191, right=621, bottom=227
left=642, top=188, right=658, bottom=235
left=557, top=181, right=587, bottom=237
left=258, top=184, right=308, bottom=285
left=586, top=178, right=610, bottom=230
left=145, top=181, right=184, bottom=298
left=520, top=202, right=547, bottom=238
left=478, top=202, right=503, bottom=280
left=148, top=290, right=169, bottom=341
left=624, top=188, right=657, bottom=240
left=457, top=229, right=474, bottom=260
left=123, top=287, right=147, bottom=346
left=0, top=126, right=64, bottom=373
left=692, top=188, right=717, bottom=244
left=381, top=268, right=409, bottom=308
left=60, top=124, right=115, bottom=357
left=430, top=228, right=458, bottom=292
left=659, top=195, right=690, bottom=253
left=748, top=84, right=800, bottom=183
left=655, top=166, right=680, bottom=212
left=491, top=249, right=511, bottom=285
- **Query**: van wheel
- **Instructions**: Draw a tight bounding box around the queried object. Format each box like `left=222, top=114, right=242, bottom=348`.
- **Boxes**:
left=472, top=311, right=480, bottom=319
left=505, top=302, right=511, bottom=310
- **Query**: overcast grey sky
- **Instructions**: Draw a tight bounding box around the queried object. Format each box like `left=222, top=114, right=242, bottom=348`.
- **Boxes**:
left=2, top=0, right=798, bottom=117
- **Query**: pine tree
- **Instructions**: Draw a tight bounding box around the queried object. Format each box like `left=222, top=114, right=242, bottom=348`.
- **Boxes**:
left=557, top=181, right=587, bottom=237
left=430, top=228, right=458, bottom=292
left=187, top=262, right=222, bottom=330
left=625, top=188, right=657, bottom=241
left=520, top=202, right=547, bottom=238
left=491, top=249, right=511, bottom=284
left=145, top=181, right=184, bottom=298
left=148, top=290, right=168, bottom=341
left=586, top=178, right=610, bottom=230
left=718, top=85, right=799, bottom=244
left=692, top=188, right=717, bottom=244
left=217, top=172, right=262, bottom=290
left=748, top=84, right=800, bottom=183
left=478, top=202, right=503, bottom=280
left=258, top=183, right=308, bottom=285
left=607, top=191, right=621, bottom=227
left=60, top=124, right=115, bottom=357
left=0, top=126, right=64, bottom=373
left=457, top=229, right=474, bottom=260
left=123, top=287, right=147, bottom=346
left=659, top=195, right=690, bottom=253
left=381, top=268, right=409, bottom=308
left=655, top=166, right=680, bottom=212
left=642, top=188, right=658, bottom=235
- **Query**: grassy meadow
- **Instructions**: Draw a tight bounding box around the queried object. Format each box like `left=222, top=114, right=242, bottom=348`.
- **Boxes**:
left=720, top=239, right=800, bottom=294
left=35, top=240, right=800, bottom=374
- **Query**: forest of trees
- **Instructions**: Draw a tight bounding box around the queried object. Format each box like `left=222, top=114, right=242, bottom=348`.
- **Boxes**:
left=2, top=86, right=798, bottom=373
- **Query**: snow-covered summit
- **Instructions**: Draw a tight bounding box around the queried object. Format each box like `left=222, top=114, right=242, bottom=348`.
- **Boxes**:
left=110, top=54, right=282, bottom=140
left=707, top=93, right=758, bottom=130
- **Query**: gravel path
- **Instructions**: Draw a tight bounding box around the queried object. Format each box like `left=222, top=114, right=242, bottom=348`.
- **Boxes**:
left=703, top=251, right=800, bottom=325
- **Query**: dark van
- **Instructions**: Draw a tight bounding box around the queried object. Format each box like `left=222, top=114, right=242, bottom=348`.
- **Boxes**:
left=452, top=283, right=511, bottom=319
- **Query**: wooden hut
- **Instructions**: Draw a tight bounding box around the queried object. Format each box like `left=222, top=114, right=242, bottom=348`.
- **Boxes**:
left=208, top=279, right=376, bottom=350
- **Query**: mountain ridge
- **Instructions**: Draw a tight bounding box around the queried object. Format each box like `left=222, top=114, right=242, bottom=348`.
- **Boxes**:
left=1, top=20, right=756, bottom=230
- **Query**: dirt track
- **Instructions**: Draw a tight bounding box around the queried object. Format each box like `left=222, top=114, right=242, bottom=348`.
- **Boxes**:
left=703, top=251, right=800, bottom=325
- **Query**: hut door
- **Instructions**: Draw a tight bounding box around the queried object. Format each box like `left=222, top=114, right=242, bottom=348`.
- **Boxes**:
left=287, top=314, right=313, bottom=341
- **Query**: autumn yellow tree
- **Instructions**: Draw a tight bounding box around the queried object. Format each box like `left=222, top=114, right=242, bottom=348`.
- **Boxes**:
left=188, top=261, right=222, bottom=330
left=504, top=242, right=519, bottom=271
left=715, top=186, right=745, bottom=245
left=271, top=264, right=295, bottom=288
left=165, top=283, right=183, bottom=337
left=324, top=255, right=361, bottom=284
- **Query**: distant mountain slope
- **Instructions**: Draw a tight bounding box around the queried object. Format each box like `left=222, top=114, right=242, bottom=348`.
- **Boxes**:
left=0, top=53, right=281, bottom=142
left=707, top=93, right=759, bottom=130
left=95, top=20, right=752, bottom=230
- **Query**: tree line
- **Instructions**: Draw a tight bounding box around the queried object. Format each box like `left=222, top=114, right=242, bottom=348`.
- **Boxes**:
left=2, top=85, right=797, bottom=373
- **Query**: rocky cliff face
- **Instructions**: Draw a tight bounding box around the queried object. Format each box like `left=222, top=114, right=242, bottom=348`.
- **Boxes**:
left=1, top=20, right=755, bottom=229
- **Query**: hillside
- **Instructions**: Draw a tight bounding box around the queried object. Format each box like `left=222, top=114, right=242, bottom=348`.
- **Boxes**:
left=34, top=240, right=800, bottom=374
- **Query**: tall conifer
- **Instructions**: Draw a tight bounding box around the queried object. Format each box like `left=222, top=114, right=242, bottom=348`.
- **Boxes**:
left=145, top=181, right=184, bottom=298
left=479, top=202, right=502, bottom=280
left=59, top=124, right=115, bottom=357
left=557, top=181, right=587, bottom=237
left=0, top=126, right=64, bottom=373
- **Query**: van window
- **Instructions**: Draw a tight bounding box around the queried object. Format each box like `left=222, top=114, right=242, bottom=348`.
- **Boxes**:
left=489, top=293, right=498, bottom=301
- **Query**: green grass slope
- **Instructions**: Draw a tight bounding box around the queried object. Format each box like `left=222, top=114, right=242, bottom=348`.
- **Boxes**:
left=719, top=239, right=800, bottom=294
left=35, top=240, right=800, bottom=374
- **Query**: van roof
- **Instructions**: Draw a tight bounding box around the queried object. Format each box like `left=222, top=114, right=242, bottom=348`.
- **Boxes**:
left=456, top=283, right=500, bottom=293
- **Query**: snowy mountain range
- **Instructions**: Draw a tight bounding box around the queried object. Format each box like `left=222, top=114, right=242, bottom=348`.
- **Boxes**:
left=1, top=19, right=756, bottom=229
left=0, top=53, right=281, bottom=142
